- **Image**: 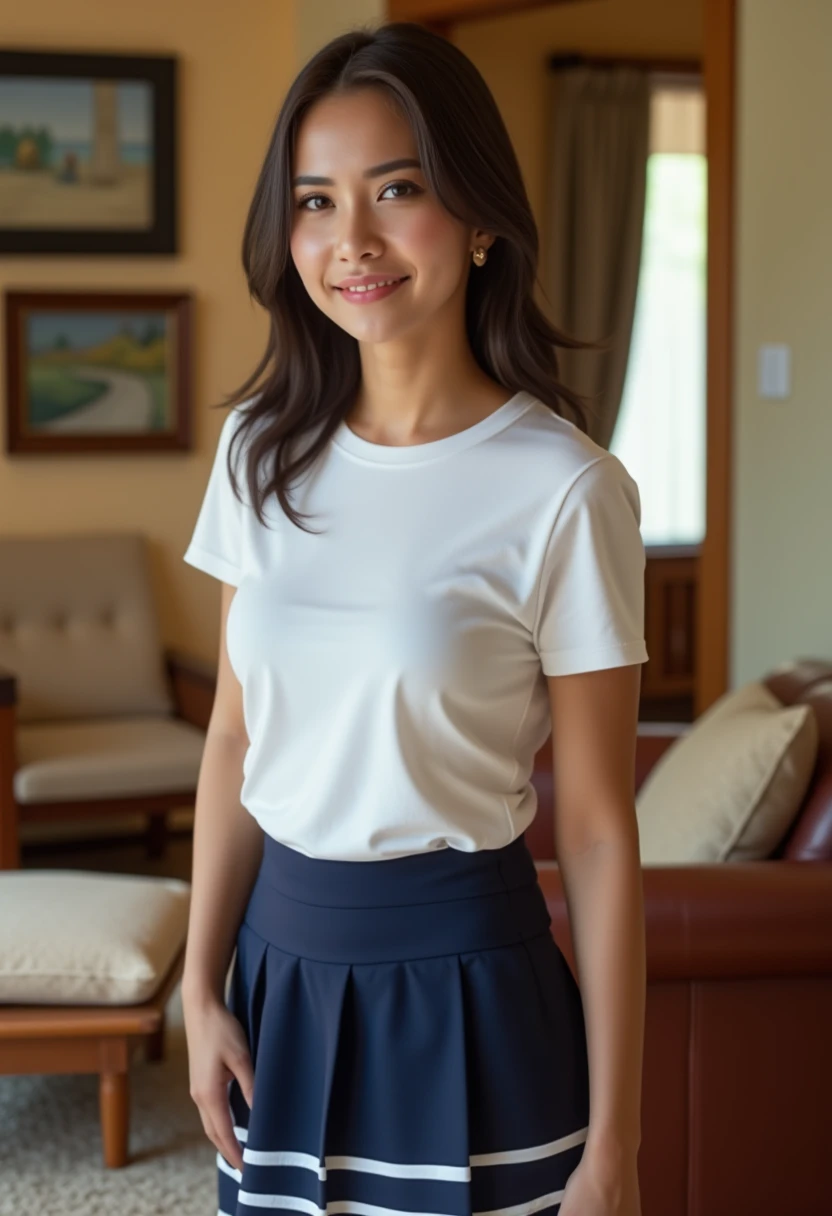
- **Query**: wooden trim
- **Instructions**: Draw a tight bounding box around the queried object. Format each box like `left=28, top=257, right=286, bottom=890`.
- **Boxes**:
left=642, top=552, right=698, bottom=701
left=20, top=792, right=195, bottom=822
left=165, top=646, right=216, bottom=730
left=698, top=0, right=736, bottom=713
left=165, top=647, right=217, bottom=688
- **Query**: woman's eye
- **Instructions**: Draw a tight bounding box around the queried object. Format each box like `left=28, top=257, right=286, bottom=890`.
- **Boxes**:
left=380, top=180, right=419, bottom=200
left=297, top=193, right=329, bottom=212
left=296, top=181, right=420, bottom=211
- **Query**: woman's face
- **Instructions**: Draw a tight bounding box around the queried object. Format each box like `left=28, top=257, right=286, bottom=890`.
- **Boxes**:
left=289, top=87, right=485, bottom=345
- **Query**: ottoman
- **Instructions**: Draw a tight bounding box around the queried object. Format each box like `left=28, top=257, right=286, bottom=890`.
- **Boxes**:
left=0, top=869, right=190, bottom=1167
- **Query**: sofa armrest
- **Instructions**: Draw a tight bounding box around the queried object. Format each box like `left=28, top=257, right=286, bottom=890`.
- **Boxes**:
left=535, top=860, right=832, bottom=980
left=635, top=722, right=691, bottom=791
left=0, top=667, right=19, bottom=868
left=164, top=648, right=217, bottom=732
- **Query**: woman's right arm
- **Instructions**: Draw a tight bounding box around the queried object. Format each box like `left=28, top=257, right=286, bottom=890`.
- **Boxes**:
left=182, top=580, right=264, bottom=1171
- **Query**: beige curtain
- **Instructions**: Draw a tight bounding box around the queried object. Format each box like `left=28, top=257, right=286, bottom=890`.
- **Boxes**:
left=544, top=66, right=651, bottom=450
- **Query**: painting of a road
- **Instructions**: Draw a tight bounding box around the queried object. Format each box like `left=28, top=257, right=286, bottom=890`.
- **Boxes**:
left=25, top=311, right=172, bottom=434
left=0, top=76, right=152, bottom=229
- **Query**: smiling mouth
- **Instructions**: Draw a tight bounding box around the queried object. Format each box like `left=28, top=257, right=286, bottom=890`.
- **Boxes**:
left=334, top=276, right=410, bottom=303
left=336, top=276, right=409, bottom=293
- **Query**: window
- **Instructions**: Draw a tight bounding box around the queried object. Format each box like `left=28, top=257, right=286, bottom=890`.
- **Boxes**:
left=609, top=81, right=707, bottom=546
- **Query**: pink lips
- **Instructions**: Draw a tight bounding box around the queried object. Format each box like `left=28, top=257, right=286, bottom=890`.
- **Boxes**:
left=336, top=277, right=408, bottom=304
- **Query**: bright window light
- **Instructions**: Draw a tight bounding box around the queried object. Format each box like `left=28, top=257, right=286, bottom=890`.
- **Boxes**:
left=610, top=84, right=707, bottom=546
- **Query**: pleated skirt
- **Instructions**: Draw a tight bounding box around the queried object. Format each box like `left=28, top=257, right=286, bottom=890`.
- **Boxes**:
left=217, top=832, right=590, bottom=1216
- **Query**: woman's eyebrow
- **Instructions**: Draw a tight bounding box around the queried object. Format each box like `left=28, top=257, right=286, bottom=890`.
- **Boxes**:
left=292, top=158, right=422, bottom=187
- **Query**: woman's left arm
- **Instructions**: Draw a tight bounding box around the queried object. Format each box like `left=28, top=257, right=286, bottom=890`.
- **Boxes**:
left=547, top=661, right=646, bottom=1213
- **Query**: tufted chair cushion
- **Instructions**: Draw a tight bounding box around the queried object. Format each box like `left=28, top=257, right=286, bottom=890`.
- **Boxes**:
left=0, top=533, right=174, bottom=724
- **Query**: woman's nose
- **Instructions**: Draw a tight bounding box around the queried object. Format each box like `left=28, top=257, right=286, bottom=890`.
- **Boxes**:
left=334, top=207, right=384, bottom=260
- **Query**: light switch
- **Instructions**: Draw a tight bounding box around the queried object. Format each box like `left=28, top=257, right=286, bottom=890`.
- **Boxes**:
left=758, top=344, right=791, bottom=399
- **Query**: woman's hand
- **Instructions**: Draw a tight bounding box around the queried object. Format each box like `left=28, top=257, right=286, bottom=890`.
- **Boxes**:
left=559, top=1147, right=642, bottom=1216
left=183, top=990, right=254, bottom=1172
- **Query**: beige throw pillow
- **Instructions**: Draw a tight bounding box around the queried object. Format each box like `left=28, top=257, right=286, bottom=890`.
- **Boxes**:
left=636, top=680, right=818, bottom=864
left=0, top=870, right=190, bottom=1005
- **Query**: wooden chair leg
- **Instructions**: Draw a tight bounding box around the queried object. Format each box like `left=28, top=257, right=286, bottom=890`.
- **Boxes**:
left=99, top=1068, right=129, bottom=1167
left=99, top=1037, right=130, bottom=1168
left=146, top=1012, right=166, bottom=1062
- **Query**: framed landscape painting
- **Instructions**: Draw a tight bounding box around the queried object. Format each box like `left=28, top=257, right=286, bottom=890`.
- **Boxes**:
left=0, top=49, right=176, bottom=255
left=4, top=290, right=193, bottom=453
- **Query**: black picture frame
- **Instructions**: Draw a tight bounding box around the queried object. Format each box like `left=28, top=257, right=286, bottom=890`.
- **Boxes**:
left=0, top=48, right=177, bottom=255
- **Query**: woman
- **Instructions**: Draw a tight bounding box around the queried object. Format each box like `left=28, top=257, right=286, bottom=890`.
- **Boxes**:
left=182, top=22, right=647, bottom=1216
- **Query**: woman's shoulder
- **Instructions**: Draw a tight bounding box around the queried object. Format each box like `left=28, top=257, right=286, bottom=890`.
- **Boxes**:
left=512, top=395, right=631, bottom=493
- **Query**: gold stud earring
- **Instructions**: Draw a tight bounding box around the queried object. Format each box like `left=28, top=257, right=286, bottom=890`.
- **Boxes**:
left=472, top=247, right=487, bottom=266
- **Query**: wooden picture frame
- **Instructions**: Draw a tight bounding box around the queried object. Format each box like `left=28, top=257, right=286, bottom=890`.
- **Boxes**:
left=4, top=289, right=193, bottom=453
left=0, top=49, right=177, bottom=255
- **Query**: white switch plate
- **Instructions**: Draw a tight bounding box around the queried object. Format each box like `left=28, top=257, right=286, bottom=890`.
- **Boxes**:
left=758, top=344, right=791, bottom=399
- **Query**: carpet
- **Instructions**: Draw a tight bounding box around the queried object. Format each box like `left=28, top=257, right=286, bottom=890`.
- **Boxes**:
left=0, top=986, right=217, bottom=1216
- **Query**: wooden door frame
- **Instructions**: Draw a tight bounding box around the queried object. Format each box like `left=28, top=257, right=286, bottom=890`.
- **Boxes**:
left=389, top=0, right=737, bottom=715
left=699, top=0, right=736, bottom=713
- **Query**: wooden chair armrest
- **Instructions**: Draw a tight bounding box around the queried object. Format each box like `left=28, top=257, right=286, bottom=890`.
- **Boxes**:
left=164, top=647, right=217, bottom=731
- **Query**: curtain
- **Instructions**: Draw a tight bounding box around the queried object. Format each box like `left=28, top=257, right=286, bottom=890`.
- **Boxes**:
left=544, top=65, right=651, bottom=451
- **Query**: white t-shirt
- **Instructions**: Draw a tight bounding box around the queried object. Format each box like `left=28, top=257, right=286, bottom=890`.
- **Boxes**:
left=183, top=389, right=648, bottom=861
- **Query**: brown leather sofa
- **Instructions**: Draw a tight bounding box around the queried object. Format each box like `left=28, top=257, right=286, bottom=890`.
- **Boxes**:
left=526, top=658, right=832, bottom=1216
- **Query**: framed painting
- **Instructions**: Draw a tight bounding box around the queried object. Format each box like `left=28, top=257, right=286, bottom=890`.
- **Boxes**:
left=4, top=289, right=193, bottom=453
left=0, top=49, right=176, bottom=255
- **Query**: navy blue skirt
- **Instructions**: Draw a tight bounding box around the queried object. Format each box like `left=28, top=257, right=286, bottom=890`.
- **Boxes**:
left=217, top=832, right=590, bottom=1216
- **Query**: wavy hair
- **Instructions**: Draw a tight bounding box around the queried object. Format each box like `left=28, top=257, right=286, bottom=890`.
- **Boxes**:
left=216, top=21, right=598, bottom=534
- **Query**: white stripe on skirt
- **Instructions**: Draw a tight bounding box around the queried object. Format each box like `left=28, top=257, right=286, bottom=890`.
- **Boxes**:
left=220, top=1124, right=588, bottom=1216
left=235, top=1193, right=569, bottom=1216
left=230, top=1124, right=588, bottom=1182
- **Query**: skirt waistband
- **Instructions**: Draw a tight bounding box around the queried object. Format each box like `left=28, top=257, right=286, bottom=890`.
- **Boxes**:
left=243, top=833, right=553, bottom=964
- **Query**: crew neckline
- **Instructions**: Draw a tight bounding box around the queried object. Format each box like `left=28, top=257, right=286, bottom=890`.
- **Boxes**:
left=331, top=390, right=537, bottom=465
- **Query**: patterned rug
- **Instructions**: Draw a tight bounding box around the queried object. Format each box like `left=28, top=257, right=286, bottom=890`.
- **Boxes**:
left=0, top=986, right=217, bottom=1216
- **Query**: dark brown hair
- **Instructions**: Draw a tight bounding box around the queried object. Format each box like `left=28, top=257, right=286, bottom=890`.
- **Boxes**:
left=217, top=21, right=597, bottom=535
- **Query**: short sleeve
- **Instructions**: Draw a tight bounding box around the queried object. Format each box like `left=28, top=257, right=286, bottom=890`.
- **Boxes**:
left=533, top=454, right=649, bottom=676
left=183, top=407, right=247, bottom=586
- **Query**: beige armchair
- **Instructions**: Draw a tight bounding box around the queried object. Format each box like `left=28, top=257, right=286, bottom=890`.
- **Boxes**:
left=0, top=533, right=216, bottom=869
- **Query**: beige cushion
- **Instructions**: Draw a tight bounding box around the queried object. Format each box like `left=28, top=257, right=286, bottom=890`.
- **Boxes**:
left=0, top=532, right=174, bottom=724
left=636, top=680, right=818, bottom=864
left=0, top=872, right=190, bottom=1005
left=14, top=715, right=206, bottom=803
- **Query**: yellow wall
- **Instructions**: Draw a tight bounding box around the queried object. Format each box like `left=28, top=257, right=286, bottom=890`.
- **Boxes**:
left=0, top=0, right=296, bottom=660
left=0, top=0, right=388, bottom=665
left=298, top=0, right=384, bottom=65
left=731, top=0, right=832, bottom=683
